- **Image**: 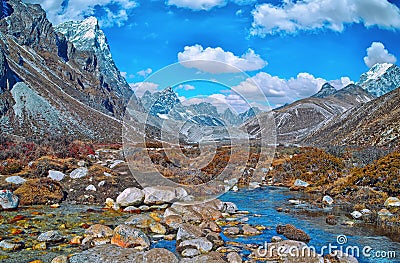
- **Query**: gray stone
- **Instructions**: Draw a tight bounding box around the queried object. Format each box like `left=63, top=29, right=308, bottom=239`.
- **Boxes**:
left=38, top=230, right=64, bottom=243
left=143, top=186, right=188, bottom=205
left=224, top=227, right=240, bottom=236
left=86, top=185, right=97, bottom=191
left=222, top=202, right=237, bottom=213
left=227, top=252, right=242, bottom=263
left=5, top=176, right=26, bottom=185
left=48, top=170, right=65, bottom=181
left=51, top=255, right=69, bottom=263
left=322, top=195, right=334, bottom=205
left=177, top=223, right=203, bottom=242
left=0, top=240, right=23, bottom=251
left=85, top=224, right=114, bottom=238
left=116, top=187, right=144, bottom=207
left=182, top=248, right=201, bottom=257
left=177, top=237, right=213, bottom=253
left=384, top=197, right=400, bottom=207
left=111, top=224, right=150, bottom=249
left=242, top=224, right=261, bottom=236
left=294, top=179, right=310, bottom=187
left=70, top=167, right=88, bottom=179
left=0, top=190, right=19, bottom=209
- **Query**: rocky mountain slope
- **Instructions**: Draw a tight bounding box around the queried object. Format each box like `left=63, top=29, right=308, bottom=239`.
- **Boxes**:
left=302, top=63, right=400, bottom=147
left=304, top=86, right=400, bottom=147
left=0, top=0, right=141, bottom=142
left=270, top=83, right=375, bottom=144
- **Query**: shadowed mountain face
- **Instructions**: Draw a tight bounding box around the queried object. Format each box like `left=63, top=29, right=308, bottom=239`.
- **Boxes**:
left=0, top=0, right=141, bottom=142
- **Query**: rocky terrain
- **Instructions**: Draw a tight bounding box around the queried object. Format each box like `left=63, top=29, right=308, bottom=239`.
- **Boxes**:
left=0, top=142, right=364, bottom=263
left=0, top=0, right=141, bottom=142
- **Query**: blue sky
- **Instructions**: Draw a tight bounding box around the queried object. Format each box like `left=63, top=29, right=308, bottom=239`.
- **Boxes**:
left=26, top=0, right=400, bottom=111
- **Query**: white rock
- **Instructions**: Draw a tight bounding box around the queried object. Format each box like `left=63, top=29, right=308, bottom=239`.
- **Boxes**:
left=48, top=170, right=65, bottom=182
left=86, top=185, right=97, bottom=191
left=77, top=160, right=86, bottom=167
left=98, top=181, right=106, bottom=187
left=110, top=160, right=124, bottom=169
left=116, top=187, right=145, bottom=207
left=104, top=172, right=112, bottom=177
left=293, top=179, right=309, bottom=187
left=384, top=197, right=400, bottom=207
left=322, top=195, right=334, bottom=205
left=142, top=186, right=188, bottom=205
left=361, top=209, right=371, bottom=214
left=222, top=202, right=237, bottom=213
left=288, top=199, right=302, bottom=205
left=70, top=167, right=88, bottom=179
left=350, top=211, right=362, bottom=219
left=5, top=176, right=26, bottom=185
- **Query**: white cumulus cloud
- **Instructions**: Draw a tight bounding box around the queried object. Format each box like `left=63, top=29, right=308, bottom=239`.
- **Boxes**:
left=23, top=0, right=138, bottom=27
left=232, top=72, right=353, bottom=106
left=363, top=42, right=397, bottom=68
left=129, top=82, right=159, bottom=97
left=137, top=68, right=153, bottom=78
left=166, top=0, right=256, bottom=11
left=251, top=0, right=400, bottom=36
left=178, top=44, right=267, bottom=73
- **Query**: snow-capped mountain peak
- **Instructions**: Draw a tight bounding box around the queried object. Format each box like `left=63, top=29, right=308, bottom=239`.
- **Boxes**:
left=55, top=17, right=110, bottom=58
left=358, top=63, right=400, bottom=97
left=361, top=63, right=393, bottom=82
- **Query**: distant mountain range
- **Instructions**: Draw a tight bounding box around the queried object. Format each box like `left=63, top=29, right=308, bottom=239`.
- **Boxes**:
left=1, top=0, right=399, bottom=147
left=140, top=87, right=260, bottom=127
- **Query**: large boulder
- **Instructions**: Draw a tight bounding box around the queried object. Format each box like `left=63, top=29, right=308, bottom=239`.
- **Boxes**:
left=69, top=245, right=178, bottom=263
left=48, top=170, right=66, bottom=181
left=38, top=230, right=64, bottom=243
left=14, top=178, right=65, bottom=205
left=111, top=224, right=150, bottom=249
left=142, top=186, right=188, bottom=204
left=5, top=176, right=26, bottom=185
left=70, top=167, right=88, bottom=179
left=176, top=223, right=204, bottom=242
left=177, top=237, right=213, bottom=254
left=276, top=224, right=310, bottom=242
left=0, top=190, right=19, bottom=209
left=116, top=187, right=144, bottom=207
left=85, top=224, right=114, bottom=238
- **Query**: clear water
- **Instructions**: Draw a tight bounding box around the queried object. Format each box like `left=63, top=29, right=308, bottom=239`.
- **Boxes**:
left=219, top=186, right=400, bottom=263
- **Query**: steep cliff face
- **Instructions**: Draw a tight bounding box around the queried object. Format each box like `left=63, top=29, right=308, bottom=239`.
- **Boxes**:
left=0, top=0, right=141, bottom=141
